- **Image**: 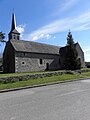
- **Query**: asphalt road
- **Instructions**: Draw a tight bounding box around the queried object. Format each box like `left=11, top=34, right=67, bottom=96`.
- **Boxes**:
left=0, top=79, right=90, bottom=120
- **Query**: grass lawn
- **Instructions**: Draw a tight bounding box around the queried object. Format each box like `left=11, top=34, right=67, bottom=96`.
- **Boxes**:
left=0, top=73, right=88, bottom=90
left=81, top=72, right=90, bottom=76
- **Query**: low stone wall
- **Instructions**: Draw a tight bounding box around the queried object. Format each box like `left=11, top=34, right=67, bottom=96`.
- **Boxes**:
left=0, top=71, right=64, bottom=84
left=0, top=69, right=90, bottom=84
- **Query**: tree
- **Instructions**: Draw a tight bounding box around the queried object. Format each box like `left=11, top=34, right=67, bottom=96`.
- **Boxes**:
left=67, top=31, right=74, bottom=46
left=0, top=32, right=5, bottom=42
left=64, top=31, right=81, bottom=70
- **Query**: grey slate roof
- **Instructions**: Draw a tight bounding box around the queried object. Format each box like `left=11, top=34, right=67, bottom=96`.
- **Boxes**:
left=59, top=43, right=83, bottom=56
left=10, top=40, right=61, bottom=55
left=60, top=43, right=78, bottom=52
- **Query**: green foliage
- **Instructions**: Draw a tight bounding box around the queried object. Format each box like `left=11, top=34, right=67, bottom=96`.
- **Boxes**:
left=67, top=31, right=74, bottom=46
left=0, top=32, right=6, bottom=42
left=64, top=31, right=81, bottom=70
left=64, top=46, right=81, bottom=70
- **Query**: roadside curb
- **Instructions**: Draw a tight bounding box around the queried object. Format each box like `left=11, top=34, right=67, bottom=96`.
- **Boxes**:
left=0, top=77, right=90, bottom=93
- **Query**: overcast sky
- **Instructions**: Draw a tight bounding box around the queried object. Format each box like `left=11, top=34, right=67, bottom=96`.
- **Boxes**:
left=0, top=0, right=90, bottom=61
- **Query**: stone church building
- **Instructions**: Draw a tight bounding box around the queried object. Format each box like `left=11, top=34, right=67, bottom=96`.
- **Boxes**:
left=3, top=13, right=85, bottom=73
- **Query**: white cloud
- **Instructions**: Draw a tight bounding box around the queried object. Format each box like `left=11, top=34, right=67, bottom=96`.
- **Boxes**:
left=84, top=54, right=90, bottom=62
left=30, top=33, right=53, bottom=41
left=16, top=24, right=26, bottom=38
left=83, top=48, right=90, bottom=62
left=83, top=48, right=90, bottom=53
left=32, top=36, right=39, bottom=41
left=61, top=0, right=79, bottom=12
left=24, top=11, right=90, bottom=41
left=46, top=34, right=52, bottom=39
left=52, top=0, right=80, bottom=16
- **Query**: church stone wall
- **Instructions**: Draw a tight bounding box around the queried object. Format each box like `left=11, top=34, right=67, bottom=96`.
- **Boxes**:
left=3, top=41, right=15, bottom=73
left=75, top=44, right=85, bottom=68
left=15, top=52, right=61, bottom=72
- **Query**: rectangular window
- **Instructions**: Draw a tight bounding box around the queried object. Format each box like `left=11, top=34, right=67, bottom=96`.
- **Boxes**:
left=40, top=59, right=43, bottom=65
left=24, top=53, right=25, bottom=56
left=59, top=58, right=61, bottom=64
left=17, top=36, right=19, bottom=40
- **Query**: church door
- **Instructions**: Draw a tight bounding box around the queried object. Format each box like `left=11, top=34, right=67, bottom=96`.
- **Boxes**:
left=46, top=63, right=49, bottom=70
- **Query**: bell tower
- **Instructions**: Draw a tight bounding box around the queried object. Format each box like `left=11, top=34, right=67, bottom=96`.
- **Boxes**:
left=8, top=13, right=20, bottom=40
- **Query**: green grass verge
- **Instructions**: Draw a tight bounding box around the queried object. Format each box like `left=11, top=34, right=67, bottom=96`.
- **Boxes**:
left=0, top=73, right=87, bottom=90
left=81, top=72, right=90, bottom=76
left=0, top=70, right=90, bottom=90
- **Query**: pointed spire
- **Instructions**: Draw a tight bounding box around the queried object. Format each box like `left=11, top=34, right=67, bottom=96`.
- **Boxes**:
left=11, top=13, right=16, bottom=31
left=8, top=12, right=20, bottom=41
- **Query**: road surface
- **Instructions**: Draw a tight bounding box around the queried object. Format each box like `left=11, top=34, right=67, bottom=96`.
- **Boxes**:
left=0, top=79, right=90, bottom=120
